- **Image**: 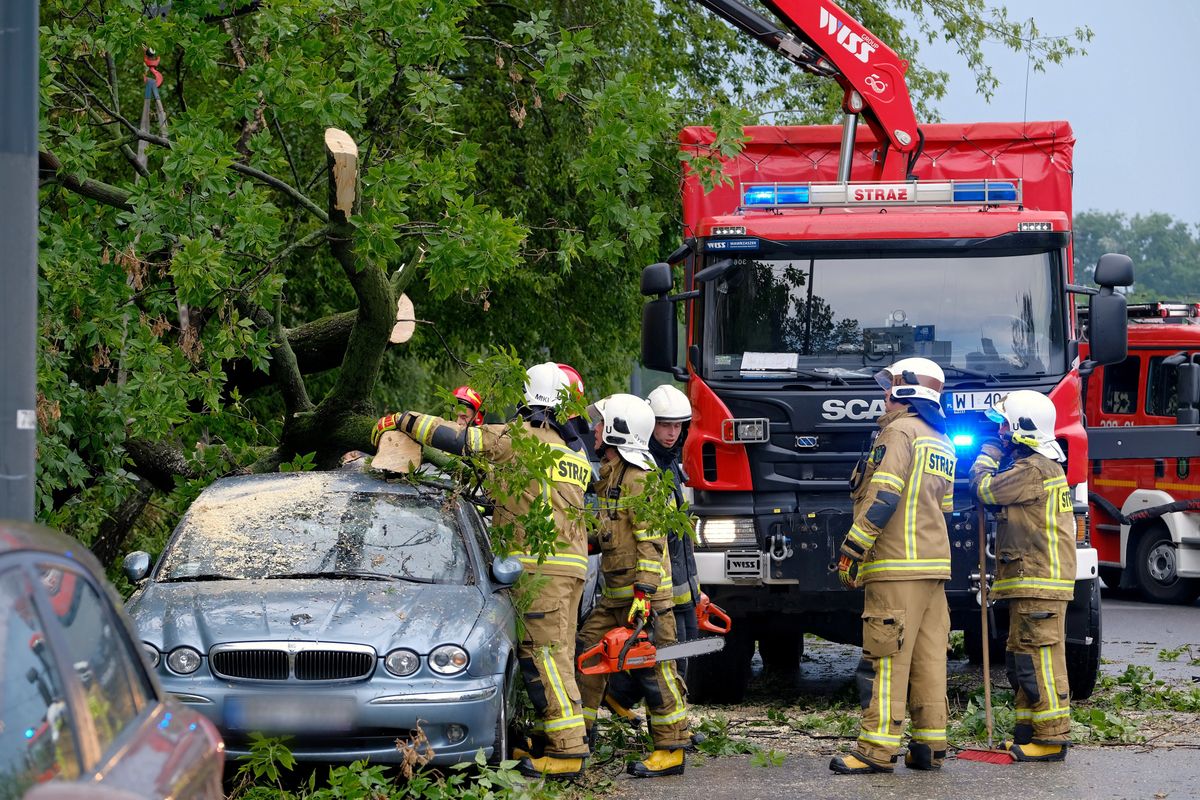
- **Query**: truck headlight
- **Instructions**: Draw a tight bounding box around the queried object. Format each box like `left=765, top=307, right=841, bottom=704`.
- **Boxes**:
left=696, top=517, right=757, bottom=548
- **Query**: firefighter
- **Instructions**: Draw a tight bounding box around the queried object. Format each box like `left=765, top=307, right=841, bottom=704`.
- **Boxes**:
left=605, top=384, right=698, bottom=723
left=451, top=384, right=484, bottom=428
left=970, top=390, right=1075, bottom=762
left=576, top=394, right=690, bottom=778
left=372, top=362, right=592, bottom=778
left=831, top=357, right=956, bottom=775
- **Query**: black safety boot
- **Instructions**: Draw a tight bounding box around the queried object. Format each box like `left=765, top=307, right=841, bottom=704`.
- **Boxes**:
left=903, top=742, right=945, bottom=770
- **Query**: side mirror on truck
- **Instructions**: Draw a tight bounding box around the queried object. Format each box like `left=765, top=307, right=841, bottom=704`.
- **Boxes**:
left=1086, top=253, right=1133, bottom=367
left=642, top=299, right=679, bottom=373
left=1177, top=362, right=1200, bottom=425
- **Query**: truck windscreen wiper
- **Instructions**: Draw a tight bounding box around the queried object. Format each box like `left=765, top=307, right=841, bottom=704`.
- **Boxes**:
left=942, top=365, right=999, bottom=384
left=264, top=570, right=435, bottom=583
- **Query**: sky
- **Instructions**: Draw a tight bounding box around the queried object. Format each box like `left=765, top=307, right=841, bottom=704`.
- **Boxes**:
left=914, top=0, right=1199, bottom=224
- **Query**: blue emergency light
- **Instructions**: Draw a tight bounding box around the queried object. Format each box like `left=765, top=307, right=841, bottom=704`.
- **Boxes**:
left=951, top=433, right=975, bottom=449
left=743, top=185, right=810, bottom=206
left=951, top=182, right=1018, bottom=203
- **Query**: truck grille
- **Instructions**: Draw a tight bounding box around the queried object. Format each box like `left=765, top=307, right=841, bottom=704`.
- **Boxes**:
left=210, top=643, right=376, bottom=681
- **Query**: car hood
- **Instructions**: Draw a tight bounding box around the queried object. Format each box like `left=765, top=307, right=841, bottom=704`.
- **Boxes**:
left=128, top=579, right=486, bottom=654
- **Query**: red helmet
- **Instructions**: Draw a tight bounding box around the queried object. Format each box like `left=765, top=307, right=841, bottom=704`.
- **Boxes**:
left=453, top=385, right=484, bottom=426
left=557, top=363, right=584, bottom=399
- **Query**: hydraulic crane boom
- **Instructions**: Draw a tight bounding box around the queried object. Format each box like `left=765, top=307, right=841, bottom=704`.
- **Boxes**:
left=692, top=0, right=921, bottom=180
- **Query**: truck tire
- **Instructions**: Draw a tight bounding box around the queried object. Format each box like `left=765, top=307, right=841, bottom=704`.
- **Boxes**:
left=1066, top=579, right=1102, bottom=701
left=1097, top=566, right=1124, bottom=594
left=1134, top=525, right=1200, bottom=605
left=687, top=620, right=753, bottom=705
left=757, top=622, right=804, bottom=677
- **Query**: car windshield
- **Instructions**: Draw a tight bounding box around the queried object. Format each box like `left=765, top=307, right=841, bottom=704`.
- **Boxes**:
left=158, top=484, right=470, bottom=584
left=705, top=251, right=1066, bottom=381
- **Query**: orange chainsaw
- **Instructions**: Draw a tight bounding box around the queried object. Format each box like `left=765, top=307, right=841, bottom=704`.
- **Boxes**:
left=577, top=614, right=726, bottom=675
left=695, top=593, right=732, bottom=634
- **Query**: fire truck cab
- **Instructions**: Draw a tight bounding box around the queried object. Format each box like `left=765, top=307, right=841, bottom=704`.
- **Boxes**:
left=1085, top=303, right=1200, bottom=604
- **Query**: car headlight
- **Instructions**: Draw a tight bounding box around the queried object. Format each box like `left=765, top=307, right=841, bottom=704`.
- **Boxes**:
left=166, top=647, right=202, bottom=675
left=384, top=648, right=420, bottom=677
left=428, top=645, right=469, bottom=675
left=141, top=642, right=161, bottom=669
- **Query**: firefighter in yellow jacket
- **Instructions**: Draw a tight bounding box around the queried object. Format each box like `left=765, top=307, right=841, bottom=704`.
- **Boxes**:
left=576, top=394, right=690, bottom=778
left=831, top=357, right=956, bottom=775
left=373, top=362, right=593, bottom=778
left=971, top=390, right=1076, bottom=762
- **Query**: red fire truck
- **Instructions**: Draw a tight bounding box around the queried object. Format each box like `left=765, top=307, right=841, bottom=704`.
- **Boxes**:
left=1083, top=303, right=1200, bottom=604
left=640, top=0, right=1132, bottom=702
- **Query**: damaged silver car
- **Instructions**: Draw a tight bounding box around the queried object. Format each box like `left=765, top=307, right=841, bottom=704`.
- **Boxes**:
left=123, top=470, right=521, bottom=766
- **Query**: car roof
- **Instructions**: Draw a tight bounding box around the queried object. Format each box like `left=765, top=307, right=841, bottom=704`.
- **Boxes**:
left=0, top=520, right=107, bottom=577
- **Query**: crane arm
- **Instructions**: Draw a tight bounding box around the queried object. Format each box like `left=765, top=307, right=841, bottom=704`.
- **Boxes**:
left=693, top=0, right=921, bottom=178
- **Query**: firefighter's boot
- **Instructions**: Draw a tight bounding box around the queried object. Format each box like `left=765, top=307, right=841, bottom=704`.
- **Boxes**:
left=903, top=742, right=944, bottom=771
left=627, top=749, right=685, bottom=778
left=512, top=734, right=546, bottom=761
left=1002, top=723, right=1034, bottom=750
left=517, top=756, right=585, bottom=780
left=829, top=754, right=894, bottom=775
left=1010, top=742, right=1068, bottom=763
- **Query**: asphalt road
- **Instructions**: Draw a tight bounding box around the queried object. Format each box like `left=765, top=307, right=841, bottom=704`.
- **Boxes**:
left=623, top=591, right=1200, bottom=800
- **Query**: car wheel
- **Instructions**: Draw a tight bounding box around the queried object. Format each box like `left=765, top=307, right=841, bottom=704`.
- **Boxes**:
left=489, top=664, right=515, bottom=765
left=1134, top=525, right=1200, bottom=604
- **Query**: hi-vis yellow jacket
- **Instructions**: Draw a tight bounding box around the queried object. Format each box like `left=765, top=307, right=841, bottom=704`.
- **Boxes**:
left=845, top=407, right=955, bottom=583
left=970, top=443, right=1077, bottom=600
left=400, top=413, right=592, bottom=580
left=593, top=458, right=673, bottom=604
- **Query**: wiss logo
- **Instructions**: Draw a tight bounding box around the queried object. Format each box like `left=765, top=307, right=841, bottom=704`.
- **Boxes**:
left=821, top=398, right=886, bottom=421
left=818, top=7, right=877, bottom=64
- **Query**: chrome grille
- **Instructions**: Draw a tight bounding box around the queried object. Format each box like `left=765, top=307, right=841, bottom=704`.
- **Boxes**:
left=296, top=649, right=374, bottom=681
left=211, top=649, right=288, bottom=680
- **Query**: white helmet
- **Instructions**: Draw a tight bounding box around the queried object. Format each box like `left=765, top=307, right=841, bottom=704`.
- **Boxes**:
left=647, top=384, right=692, bottom=422
left=875, top=357, right=945, bottom=404
left=524, top=361, right=570, bottom=408
left=590, top=394, right=656, bottom=470
left=986, top=390, right=1065, bottom=462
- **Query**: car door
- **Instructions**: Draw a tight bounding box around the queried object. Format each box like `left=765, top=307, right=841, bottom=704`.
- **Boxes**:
left=30, top=558, right=224, bottom=799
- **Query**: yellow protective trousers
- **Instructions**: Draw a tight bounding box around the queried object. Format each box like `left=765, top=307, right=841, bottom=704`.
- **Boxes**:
left=518, top=575, right=589, bottom=757
left=577, top=601, right=690, bottom=750
left=1005, top=598, right=1071, bottom=743
left=854, top=578, right=950, bottom=767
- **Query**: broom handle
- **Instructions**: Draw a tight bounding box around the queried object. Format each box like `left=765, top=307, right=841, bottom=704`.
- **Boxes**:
left=978, top=504, right=995, bottom=748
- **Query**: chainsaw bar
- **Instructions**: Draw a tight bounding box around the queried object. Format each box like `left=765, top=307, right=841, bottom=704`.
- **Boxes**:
left=620, top=636, right=725, bottom=669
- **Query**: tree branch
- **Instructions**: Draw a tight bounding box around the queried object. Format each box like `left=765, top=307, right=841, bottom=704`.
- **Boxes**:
left=243, top=302, right=314, bottom=416
left=39, top=150, right=133, bottom=210
left=89, top=476, right=154, bottom=567
left=124, top=438, right=198, bottom=493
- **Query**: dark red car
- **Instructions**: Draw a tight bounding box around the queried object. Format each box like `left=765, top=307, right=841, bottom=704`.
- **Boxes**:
left=0, top=521, right=224, bottom=798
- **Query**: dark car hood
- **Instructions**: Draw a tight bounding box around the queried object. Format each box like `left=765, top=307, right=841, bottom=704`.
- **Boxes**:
left=128, top=579, right=486, bottom=654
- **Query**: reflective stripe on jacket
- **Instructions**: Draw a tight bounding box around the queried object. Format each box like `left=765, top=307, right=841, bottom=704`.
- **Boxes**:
left=404, top=413, right=590, bottom=579
left=848, top=407, right=954, bottom=582
left=970, top=444, right=1076, bottom=600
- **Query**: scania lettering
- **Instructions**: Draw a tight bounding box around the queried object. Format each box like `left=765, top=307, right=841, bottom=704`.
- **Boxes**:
left=642, top=0, right=1132, bottom=703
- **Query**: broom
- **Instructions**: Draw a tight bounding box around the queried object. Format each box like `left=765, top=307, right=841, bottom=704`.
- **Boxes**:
left=957, top=505, right=1016, bottom=764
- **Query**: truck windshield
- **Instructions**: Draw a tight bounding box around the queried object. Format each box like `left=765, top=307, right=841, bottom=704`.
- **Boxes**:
left=705, top=252, right=1066, bottom=380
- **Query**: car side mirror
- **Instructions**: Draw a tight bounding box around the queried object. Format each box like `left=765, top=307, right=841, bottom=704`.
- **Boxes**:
left=490, top=555, right=523, bottom=587
left=122, top=551, right=151, bottom=583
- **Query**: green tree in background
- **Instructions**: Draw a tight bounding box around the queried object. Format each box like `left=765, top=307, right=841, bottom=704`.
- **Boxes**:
left=1075, top=210, right=1200, bottom=301
left=37, top=0, right=1088, bottom=561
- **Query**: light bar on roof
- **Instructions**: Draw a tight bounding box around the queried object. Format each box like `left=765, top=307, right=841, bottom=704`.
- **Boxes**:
left=740, top=180, right=1021, bottom=209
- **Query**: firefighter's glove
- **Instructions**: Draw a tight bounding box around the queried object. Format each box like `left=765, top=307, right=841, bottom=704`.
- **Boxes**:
left=627, top=587, right=651, bottom=625
left=837, top=553, right=861, bottom=589
left=979, top=438, right=1006, bottom=458
left=372, top=413, right=400, bottom=447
